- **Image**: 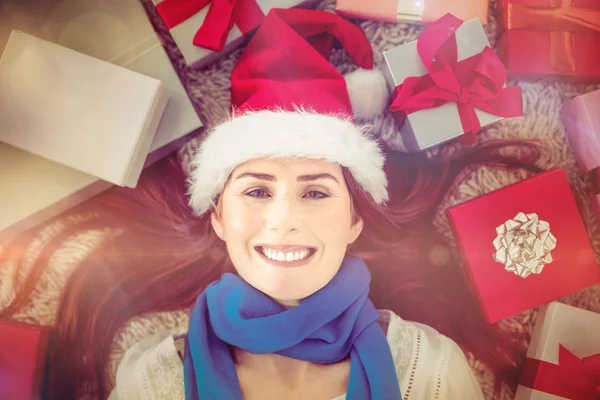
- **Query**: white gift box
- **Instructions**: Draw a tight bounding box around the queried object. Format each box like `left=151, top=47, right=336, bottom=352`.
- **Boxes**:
left=0, top=30, right=169, bottom=188
left=514, top=302, right=600, bottom=400
left=0, top=0, right=203, bottom=245
left=151, top=0, right=319, bottom=69
left=382, top=18, right=506, bottom=152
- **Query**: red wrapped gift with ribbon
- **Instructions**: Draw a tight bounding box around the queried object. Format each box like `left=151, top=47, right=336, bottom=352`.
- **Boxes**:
left=446, top=169, right=600, bottom=324
left=515, top=302, right=600, bottom=400
left=498, top=0, right=600, bottom=82
left=0, top=319, right=50, bottom=400
left=384, top=14, right=523, bottom=151
left=152, top=0, right=319, bottom=68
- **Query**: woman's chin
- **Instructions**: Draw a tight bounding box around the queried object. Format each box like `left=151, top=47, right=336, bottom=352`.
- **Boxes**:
left=264, top=288, right=309, bottom=304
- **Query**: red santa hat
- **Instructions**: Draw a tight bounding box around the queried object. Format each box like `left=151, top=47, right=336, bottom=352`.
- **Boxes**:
left=188, top=8, right=391, bottom=216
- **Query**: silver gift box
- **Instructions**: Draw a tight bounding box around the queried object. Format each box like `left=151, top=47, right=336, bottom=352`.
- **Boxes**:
left=382, top=18, right=505, bottom=152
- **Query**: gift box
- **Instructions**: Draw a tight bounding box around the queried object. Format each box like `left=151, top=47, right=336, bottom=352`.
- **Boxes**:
left=382, top=14, right=523, bottom=152
left=152, top=0, right=319, bottom=69
left=0, top=319, right=50, bottom=400
left=562, top=89, right=600, bottom=218
left=0, top=30, right=170, bottom=188
left=446, top=168, right=600, bottom=323
left=498, top=0, right=600, bottom=83
left=514, top=302, right=600, bottom=399
left=335, top=0, right=488, bottom=25
left=0, top=0, right=203, bottom=245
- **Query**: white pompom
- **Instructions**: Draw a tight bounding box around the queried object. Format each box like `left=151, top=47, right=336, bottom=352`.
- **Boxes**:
left=344, top=67, right=391, bottom=120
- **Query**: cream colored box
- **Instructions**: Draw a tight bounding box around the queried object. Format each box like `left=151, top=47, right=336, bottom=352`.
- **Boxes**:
left=0, top=0, right=203, bottom=245
left=0, top=30, right=169, bottom=188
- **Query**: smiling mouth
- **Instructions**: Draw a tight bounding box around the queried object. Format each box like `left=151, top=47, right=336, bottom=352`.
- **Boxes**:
left=255, top=246, right=317, bottom=266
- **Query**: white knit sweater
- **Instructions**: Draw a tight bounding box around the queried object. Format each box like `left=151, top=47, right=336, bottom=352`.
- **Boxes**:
left=107, top=309, right=484, bottom=400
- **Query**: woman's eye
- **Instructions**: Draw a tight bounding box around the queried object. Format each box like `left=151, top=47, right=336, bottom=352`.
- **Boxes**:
left=245, top=188, right=270, bottom=198
left=304, top=190, right=329, bottom=199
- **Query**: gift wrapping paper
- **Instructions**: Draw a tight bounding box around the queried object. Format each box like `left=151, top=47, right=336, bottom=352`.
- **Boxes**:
left=152, top=0, right=319, bottom=69
left=446, top=168, right=600, bottom=323
left=0, top=320, right=50, bottom=400
left=498, top=0, right=600, bottom=82
left=514, top=302, right=600, bottom=399
left=382, top=15, right=523, bottom=152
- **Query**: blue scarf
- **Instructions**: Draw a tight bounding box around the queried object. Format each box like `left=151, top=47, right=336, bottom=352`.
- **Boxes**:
left=183, top=257, right=402, bottom=399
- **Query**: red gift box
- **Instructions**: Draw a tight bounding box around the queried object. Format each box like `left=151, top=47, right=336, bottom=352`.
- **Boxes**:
left=447, top=169, right=600, bottom=323
left=498, top=0, right=600, bottom=83
left=0, top=320, right=50, bottom=400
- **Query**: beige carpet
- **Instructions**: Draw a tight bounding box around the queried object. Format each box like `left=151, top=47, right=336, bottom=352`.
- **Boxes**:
left=2, top=0, right=600, bottom=398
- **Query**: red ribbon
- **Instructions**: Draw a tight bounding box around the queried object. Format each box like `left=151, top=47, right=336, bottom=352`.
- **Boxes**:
left=520, top=345, right=600, bottom=400
left=155, top=0, right=265, bottom=52
left=389, top=14, right=523, bottom=144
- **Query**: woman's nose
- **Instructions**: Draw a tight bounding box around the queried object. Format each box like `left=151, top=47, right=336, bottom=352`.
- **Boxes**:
left=265, top=195, right=299, bottom=232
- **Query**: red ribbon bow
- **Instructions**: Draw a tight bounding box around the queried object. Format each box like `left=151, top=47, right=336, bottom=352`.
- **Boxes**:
left=155, top=0, right=265, bottom=52
left=390, top=13, right=523, bottom=144
left=521, top=345, right=600, bottom=400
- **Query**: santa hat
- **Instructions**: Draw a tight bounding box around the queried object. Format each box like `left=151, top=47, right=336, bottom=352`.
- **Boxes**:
left=188, top=8, right=391, bottom=216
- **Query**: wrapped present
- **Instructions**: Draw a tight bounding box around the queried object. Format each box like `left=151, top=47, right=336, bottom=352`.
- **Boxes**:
left=335, top=0, right=488, bottom=25
left=382, top=14, right=523, bottom=152
left=152, top=0, right=319, bottom=69
left=446, top=168, right=600, bottom=323
left=0, top=320, right=50, bottom=400
left=562, top=89, right=600, bottom=218
left=0, top=0, right=203, bottom=245
left=514, top=302, right=600, bottom=399
left=0, top=30, right=170, bottom=188
left=498, top=0, right=600, bottom=82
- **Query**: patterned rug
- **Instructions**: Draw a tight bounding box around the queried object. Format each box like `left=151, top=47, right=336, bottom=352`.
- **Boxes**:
left=2, top=0, right=600, bottom=399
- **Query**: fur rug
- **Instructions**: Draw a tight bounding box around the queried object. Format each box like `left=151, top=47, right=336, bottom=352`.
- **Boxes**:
left=2, top=0, right=600, bottom=399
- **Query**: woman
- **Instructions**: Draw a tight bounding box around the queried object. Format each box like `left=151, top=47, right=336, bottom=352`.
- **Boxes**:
left=1, top=8, right=541, bottom=400
left=109, top=153, right=484, bottom=400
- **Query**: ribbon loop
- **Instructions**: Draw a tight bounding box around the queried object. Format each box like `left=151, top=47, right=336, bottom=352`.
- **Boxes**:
left=193, top=0, right=237, bottom=51
left=390, top=14, right=523, bottom=144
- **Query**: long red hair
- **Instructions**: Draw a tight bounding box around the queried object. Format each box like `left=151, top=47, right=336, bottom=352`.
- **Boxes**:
left=1, top=139, right=544, bottom=399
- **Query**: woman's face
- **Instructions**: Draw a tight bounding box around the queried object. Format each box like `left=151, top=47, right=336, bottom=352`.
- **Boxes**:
left=211, top=158, right=363, bottom=306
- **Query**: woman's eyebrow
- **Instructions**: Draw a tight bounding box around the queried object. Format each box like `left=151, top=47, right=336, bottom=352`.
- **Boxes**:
left=234, top=172, right=339, bottom=183
left=297, top=173, right=339, bottom=183
left=235, top=172, right=275, bottom=181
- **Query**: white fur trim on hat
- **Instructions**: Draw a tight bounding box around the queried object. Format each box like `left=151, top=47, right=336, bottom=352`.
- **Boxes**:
left=187, top=109, right=388, bottom=216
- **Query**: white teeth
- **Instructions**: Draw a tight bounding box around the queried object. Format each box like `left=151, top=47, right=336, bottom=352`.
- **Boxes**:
left=260, top=247, right=312, bottom=262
